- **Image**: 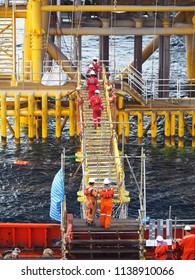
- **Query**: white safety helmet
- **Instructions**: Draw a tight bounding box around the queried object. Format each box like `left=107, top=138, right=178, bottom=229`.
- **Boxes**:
left=103, top=178, right=110, bottom=185
left=184, top=225, right=191, bottom=231
left=95, top=89, right=100, bottom=94
left=93, top=57, right=98, bottom=61
left=156, top=235, right=163, bottom=242
left=89, top=178, right=95, bottom=184
left=90, top=70, right=96, bottom=75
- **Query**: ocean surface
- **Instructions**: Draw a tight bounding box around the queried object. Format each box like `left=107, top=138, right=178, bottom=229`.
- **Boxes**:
left=0, top=20, right=195, bottom=223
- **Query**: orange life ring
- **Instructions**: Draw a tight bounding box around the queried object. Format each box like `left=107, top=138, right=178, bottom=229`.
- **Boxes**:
left=14, top=160, right=29, bottom=165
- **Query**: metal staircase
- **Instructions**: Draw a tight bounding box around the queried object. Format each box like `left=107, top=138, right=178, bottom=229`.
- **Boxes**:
left=82, top=84, right=118, bottom=190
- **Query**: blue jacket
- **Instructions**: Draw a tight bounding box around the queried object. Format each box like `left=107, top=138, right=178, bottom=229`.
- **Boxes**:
left=49, top=169, right=64, bottom=222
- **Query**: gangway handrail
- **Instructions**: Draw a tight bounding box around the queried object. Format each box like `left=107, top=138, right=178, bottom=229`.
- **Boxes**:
left=102, top=64, right=127, bottom=204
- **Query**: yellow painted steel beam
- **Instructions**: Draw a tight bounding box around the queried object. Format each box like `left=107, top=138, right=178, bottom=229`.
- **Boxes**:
left=178, top=112, right=184, bottom=148
left=151, top=112, right=157, bottom=146
left=41, top=5, right=195, bottom=13
left=137, top=112, right=143, bottom=144
left=1, top=93, right=7, bottom=146
left=123, top=112, right=129, bottom=138
left=31, top=0, right=45, bottom=83
left=192, top=112, right=195, bottom=148
left=49, top=26, right=195, bottom=36
left=55, top=92, right=62, bottom=139
left=170, top=113, right=176, bottom=147
left=28, top=92, right=35, bottom=143
left=42, top=92, right=48, bottom=141
left=14, top=93, right=20, bottom=144
left=0, top=11, right=26, bottom=18
left=69, top=96, right=75, bottom=137
left=164, top=112, right=171, bottom=146
left=47, top=41, right=78, bottom=80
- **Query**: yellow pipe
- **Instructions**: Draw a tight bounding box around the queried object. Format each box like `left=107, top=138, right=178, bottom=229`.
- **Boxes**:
left=30, top=0, right=45, bottom=82
left=170, top=113, right=176, bottom=147
left=192, top=112, right=195, bottom=148
left=49, top=27, right=195, bottom=36
left=123, top=112, right=129, bottom=138
left=69, top=96, right=75, bottom=137
left=178, top=112, right=184, bottom=148
left=28, top=93, right=35, bottom=143
left=55, top=92, right=61, bottom=139
left=164, top=112, right=171, bottom=146
left=1, top=93, right=7, bottom=146
left=137, top=112, right=143, bottom=144
left=14, top=93, right=20, bottom=144
left=42, top=92, right=48, bottom=142
left=117, top=95, right=123, bottom=136
left=23, top=5, right=32, bottom=80
left=0, top=11, right=26, bottom=18
left=151, top=112, right=157, bottom=146
left=0, top=108, right=70, bottom=117
left=186, top=34, right=195, bottom=80
left=41, top=5, right=195, bottom=13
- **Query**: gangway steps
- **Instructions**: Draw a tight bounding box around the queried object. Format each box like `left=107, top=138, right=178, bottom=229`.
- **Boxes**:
left=81, top=83, right=119, bottom=194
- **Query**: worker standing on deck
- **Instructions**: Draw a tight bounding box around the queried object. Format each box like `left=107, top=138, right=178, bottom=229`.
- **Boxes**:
left=84, top=178, right=99, bottom=226
left=86, top=70, right=100, bottom=100
left=155, top=235, right=169, bottom=260
left=89, top=89, right=104, bottom=129
left=178, top=225, right=195, bottom=260
left=99, top=178, right=114, bottom=229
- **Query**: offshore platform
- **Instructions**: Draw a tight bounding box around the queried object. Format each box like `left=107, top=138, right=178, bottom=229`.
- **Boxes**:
left=0, top=1, right=195, bottom=259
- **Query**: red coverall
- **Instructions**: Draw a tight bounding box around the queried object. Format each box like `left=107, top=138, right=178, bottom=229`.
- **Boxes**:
left=84, top=185, right=98, bottom=225
left=99, top=188, right=114, bottom=229
left=89, top=94, right=104, bottom=128
left=179, top=232, right=195, bottom=260
left=92, top=61, right=101, bottom=78
left=86, top=75, right=100, bottom=100
left=155, top=242, right=169, bottom=260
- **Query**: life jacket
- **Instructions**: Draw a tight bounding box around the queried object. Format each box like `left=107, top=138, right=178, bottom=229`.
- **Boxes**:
left=84, top=186, right=98, bottom=197
left=100, top=188, right=114, bottom=198
left=94, top=96, right=100, bottom=105
left=84, top=187, right=92, bottom=196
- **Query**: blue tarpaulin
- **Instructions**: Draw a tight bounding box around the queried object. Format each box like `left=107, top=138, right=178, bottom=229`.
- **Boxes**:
left=49, top=169, right=64, bottom=222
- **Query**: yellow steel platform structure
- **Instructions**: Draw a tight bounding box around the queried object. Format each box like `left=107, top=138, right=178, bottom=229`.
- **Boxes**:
left=1, top=1, right=195, bottom=148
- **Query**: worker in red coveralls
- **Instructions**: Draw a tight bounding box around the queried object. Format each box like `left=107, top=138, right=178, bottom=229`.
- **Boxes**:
left=86, top=63, right=95, bottom=77
left=178, top=225, right=195, bottom=260
left=89, top=89, right=104, bottom=129
left=84, top=178, right=99, bottom=226
left=99, top=178, right=114, bottom=229
left=91, top=57, right=101, bottom=78
left=86, top=70, right=100, bottom=100
left=155, top=235, right=169, bottom=260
